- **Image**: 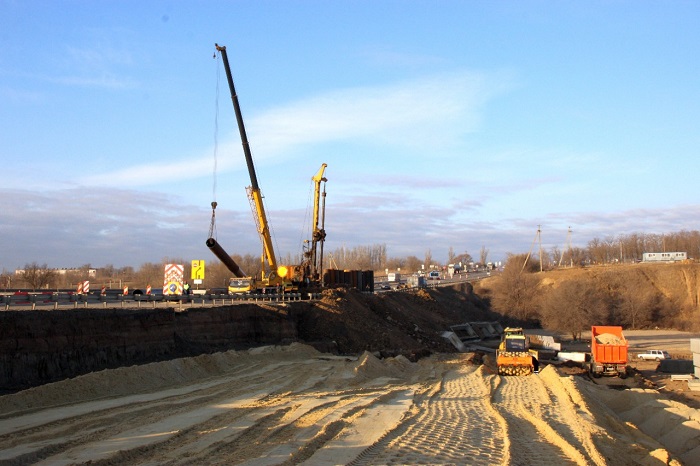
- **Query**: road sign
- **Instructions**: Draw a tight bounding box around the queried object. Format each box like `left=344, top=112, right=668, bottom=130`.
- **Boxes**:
left=163, top=264, right=184, bottom=295
left=191, top=260, right=205, bottom=280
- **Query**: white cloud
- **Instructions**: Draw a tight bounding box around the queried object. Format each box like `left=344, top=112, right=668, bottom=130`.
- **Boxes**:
left=252, top=70, right=510, bottom=154
left=81, top=70, right=513, bottom=188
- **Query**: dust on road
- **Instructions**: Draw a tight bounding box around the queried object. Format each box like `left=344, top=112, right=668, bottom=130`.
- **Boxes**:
left=0, top=343, right=694, bottom=465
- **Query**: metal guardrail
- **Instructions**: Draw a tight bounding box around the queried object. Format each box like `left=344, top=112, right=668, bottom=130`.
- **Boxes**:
left=1, top=292, right=321, bottom=311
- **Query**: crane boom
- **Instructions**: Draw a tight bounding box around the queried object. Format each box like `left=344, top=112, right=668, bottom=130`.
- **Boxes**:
left=215, top=43, right=280, bottom=279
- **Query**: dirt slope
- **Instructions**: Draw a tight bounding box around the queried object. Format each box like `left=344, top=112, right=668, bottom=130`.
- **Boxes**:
left=475, top=263, right=700, bottom=327
left=0, top=345, right=690, bottom=465
left=295, top=283, right=496, bottom=357
left=0, top=282, right=496, bottom=393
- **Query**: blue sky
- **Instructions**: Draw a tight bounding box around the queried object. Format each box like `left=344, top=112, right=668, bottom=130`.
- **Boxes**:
left=1, top=1, right=699, bottom=270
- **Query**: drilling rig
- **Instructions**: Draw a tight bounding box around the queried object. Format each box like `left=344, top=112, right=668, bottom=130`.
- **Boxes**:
left=301, top=163, right=327, bottom=286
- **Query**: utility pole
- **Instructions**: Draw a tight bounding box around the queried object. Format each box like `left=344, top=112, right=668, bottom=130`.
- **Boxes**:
left=559, top=226, right=573, bottom=267
left=522, top=225, right=543, bottom=273
left=538, top=225, right=543, bottom=272
left=620, top=238, right=624, bottom=263
left=568, top=226, right=573, bottom=267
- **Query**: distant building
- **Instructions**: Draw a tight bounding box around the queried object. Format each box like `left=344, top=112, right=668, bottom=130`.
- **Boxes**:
left=14, top=267, right=97, bottom=277
left=641, top=252, right=687, bottom=262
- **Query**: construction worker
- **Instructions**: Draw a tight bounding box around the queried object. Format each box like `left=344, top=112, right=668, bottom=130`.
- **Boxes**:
left=183, top=282, right=191, bottom=295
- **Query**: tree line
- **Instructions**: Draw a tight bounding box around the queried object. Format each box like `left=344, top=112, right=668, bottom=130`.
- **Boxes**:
left=487, top=251, right=698, bottom=339
left=2, top=230, right=697, bottom=292
left=550, top=230, right=700, bottom=267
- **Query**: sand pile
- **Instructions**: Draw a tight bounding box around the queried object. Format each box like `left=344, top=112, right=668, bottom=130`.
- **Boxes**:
left=576, top=381, right=700, bottom=465
left=595, top=333, right=626, bottom=345
left=1, top=346, right=694, bottom=465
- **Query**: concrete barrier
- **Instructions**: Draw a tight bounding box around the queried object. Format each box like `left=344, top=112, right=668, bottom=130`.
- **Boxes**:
left=659, top=359, right=694, bottom=374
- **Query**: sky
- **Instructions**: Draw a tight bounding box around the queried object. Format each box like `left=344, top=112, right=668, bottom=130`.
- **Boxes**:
left=1, top=0, right=699, bottom=271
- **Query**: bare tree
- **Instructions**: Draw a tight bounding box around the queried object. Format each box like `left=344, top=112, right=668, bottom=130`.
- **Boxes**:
left=386, top=257, right=406, bottom=271
left=539, top=279, right=609, bottom=340
left=132, top=262, right=167, bottom=291
left=20, top=262, right=56, bottom=291
left=587, top=238, right=606, bottom=264
left=569, top=247, right=588, bottom=266
left=479, top=246, right=489, bottom=266
left=550, top=246, right=562, bottom=266
left=404, top=255, right=422, bottom=273
left=424, top=249, right=432, bottom=269
left=448, top=246, right=456, bottom=264
left=1, top=270, right=13, bottom=289
left=490, top=255, right=541, bottom=321
left=453, top=252, right=473, bottom=267
left=615, top=286, right=656, bottom=329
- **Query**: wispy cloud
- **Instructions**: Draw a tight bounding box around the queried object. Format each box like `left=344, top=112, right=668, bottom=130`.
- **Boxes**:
left=51, top=73, right=138, bottom=90
left=82, top=70, right=513, bottom=188
left=83, top=140, right=241, bottom=188
left=252, top=70, right=511, bottom=154
left=46, top=34, right=140, bottom=90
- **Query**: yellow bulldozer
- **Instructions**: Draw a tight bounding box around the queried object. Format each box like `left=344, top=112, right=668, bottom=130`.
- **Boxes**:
left=496, top=327, right=539, bottom=376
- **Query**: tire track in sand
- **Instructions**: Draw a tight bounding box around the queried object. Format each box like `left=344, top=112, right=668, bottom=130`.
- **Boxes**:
left=492, top=372, right=594, bottom=466
left=0, top=358, right=339, bottom=465
left=352, top=363, right=508, bottom=465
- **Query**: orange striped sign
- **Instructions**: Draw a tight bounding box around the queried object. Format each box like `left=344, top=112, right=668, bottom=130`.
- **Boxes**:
left=163, top=264, right=184, bottom=295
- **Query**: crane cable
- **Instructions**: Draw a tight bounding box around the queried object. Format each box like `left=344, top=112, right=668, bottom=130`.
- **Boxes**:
left=209, top=50, right=221, bottom=240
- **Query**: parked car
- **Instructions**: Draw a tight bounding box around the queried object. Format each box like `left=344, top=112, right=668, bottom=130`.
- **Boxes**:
left=637, top=350, right=671, bottom=361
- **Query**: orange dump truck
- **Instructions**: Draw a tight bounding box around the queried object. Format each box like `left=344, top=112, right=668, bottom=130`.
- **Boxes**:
left=589, top=325, right=628, bottom=378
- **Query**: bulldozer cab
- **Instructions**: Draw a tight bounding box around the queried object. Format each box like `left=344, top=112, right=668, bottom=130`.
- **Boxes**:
left=504, top=337, right=527, bottom=352
left=497, top=327, right=538, bottom=376
left=501, top=327, right=528, bottom=351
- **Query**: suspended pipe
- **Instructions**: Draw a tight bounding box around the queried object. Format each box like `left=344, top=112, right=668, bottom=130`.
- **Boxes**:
left=206, top=238, right=246, bottom=278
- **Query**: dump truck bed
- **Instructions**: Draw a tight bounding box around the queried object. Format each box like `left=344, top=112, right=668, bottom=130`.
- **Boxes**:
left=591, top=325, right=628, bottom=364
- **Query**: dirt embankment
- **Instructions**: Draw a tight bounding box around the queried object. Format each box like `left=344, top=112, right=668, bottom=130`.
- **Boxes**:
left=0, top=284, right=494, bottom=393
left=475, top=262, right=700, bottom=329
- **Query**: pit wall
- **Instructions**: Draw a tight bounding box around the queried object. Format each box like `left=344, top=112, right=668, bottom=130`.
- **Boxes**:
left=0, top=305, right=298, bottom=393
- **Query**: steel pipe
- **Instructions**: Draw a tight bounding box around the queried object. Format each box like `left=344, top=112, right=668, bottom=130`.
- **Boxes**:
left=206, top=237, right=246, bottom=278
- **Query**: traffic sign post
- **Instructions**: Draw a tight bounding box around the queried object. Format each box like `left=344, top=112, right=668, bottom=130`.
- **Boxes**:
left=192, top=260, right=205, bottom=287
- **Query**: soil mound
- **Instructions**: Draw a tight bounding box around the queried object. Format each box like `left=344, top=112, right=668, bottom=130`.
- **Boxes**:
left=295, top=284, right=496, bottom=358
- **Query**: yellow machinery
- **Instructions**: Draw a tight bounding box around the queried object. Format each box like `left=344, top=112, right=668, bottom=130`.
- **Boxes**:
left=211, top=44, right=327, bottom=294
left=300, top=163, right=327, bottom=285
left=211, top=44, right=295, bottom=293
left=496, top=327, right=539, bottom=376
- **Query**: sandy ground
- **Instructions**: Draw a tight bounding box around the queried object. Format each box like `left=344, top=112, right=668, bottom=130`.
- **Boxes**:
left=1, top=340, right=698, bottom=466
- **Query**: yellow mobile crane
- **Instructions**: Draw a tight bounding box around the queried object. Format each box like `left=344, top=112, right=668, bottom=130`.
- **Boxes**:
left=212, top=43, right=296, bottom=292
left=212, top=44, right=327, bottom=294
